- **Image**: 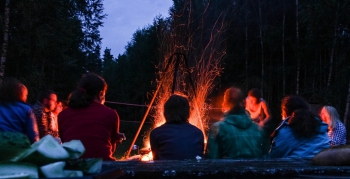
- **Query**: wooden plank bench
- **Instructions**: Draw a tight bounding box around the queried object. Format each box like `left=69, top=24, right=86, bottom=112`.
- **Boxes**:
left=97, top=158, right=350, bottom=178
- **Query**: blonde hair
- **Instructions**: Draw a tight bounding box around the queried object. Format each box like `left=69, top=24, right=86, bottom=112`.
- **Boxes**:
left=321, top=105, right=340, bottom=129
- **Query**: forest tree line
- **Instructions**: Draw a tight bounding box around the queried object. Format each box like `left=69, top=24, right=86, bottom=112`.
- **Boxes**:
left=1, top=0, right=350, bottom=134
left=0, top=0, right=105, bottom=100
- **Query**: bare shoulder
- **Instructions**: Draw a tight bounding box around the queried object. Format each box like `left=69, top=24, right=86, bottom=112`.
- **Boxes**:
left=260, top=98, right=269, bottom=107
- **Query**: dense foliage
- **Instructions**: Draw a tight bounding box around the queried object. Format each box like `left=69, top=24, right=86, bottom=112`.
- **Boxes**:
left=0, top=0, right=105, bottom=101
left=218, top=0, right=350, bottom=123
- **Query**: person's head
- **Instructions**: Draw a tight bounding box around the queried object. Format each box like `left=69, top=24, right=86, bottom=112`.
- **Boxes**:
left=281, top=95, right=309, bottom=119
left=320, top=105, right=340, bottom=129
left=61, top=100, right=68, bottom=109
left=247, top=88, right=262, bottom=104
left=289, top=109, right=320, bottom=138
left=222, top=87, right=244, bottom=112
left=68, top=73, right=107, bottom=108
left=18, top=84, right=28, bottom=103
left=52, top=100, right=66, bottom=116
left=37, top=89, right=57, bottom=112
left=0, top=77, right=28, bottom=103
left=163, top=94, right=190, bottom=124
left=281, top=95, right=320, bottom=138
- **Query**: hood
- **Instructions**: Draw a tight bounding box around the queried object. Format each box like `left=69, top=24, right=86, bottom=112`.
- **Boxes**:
left=223, top=110, right=253, bottom=129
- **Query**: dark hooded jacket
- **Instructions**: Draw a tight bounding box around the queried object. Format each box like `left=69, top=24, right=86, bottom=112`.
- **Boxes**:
left=206, top=107, right=264, bottom=159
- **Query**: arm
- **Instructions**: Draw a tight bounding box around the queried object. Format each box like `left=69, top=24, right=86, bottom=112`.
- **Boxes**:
left=111, top=110, right=125, bottom=152
left=32, top=105, right=49, bottom=138
left=269, top=133, right=289, bottom=158
left=115, top=111, right=120, bottom=132
left=206, top=123, right=220, bottom=159
left=268, top=124, right=294, bottom=158
left=36, top=113, right=49, bottom=138
left=58, top=113, right=63, bottom=141
left=331, top=121, right=347, bottom=145
left=149, top=130, right=159, bottom=160
left=259, top=100, right=271, bottom=126
left=25, top=109, right=39, bottom=143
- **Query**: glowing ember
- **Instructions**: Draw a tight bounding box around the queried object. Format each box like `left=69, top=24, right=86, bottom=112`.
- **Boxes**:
left=141, top=152, right=153, bottom=161
left=140, top=141, right=153, bottom=161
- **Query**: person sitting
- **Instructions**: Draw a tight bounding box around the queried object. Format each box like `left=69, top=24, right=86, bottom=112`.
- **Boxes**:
left=58, top=73, right=122, bottom=161
left=245, top=88, right=272, bottom=155
left=269, top=95, right=330, bottom=158
left=150, top=94, right=204, bottom=160
left=206, top=87, right=264, bottom=159
left=32, top=89, right=59, bottom=140
left=245, top=88, right=271, bottom=127
left=49, top=99, right=67, bottom=144
left=0, top=77, right=39, bottom=143
left=319, top=105, right=346, bottom=146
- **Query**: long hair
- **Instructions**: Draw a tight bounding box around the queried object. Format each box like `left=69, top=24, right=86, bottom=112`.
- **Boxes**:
left=289, top=109, right=320, bottom=138
left=321, top=105, right=340, bottom=130
left=282, top=95, right=320, bottom=138
left=68, top=73, right=107, bottom=109
left=281, top=95, right=309, bottom=117
left=222, top=87, right=244, bottom=113
left=248, top=88, right=262, bottom=100
left=163, top=94, right=190, bottom=124
left=0, top=77, right=25, bottom=102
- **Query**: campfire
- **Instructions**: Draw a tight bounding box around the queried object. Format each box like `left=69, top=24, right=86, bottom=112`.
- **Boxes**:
left=125, top=53, right=221, bottom=161
left=124, top=0, right=227, bottom=161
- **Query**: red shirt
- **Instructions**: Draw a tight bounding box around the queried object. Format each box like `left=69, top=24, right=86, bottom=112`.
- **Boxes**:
left=58, top=102, right=119, bottom=161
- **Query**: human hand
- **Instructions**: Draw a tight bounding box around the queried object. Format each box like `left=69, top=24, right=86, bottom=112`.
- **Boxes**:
left=116, top=133, right=126, bottom=143
left=259, top=121, right=265, bottom=127
left=328, top=130, right=333, bottom=137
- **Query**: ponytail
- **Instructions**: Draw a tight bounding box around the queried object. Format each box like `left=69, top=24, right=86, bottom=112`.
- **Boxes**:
left=68, top=89, right=92, bottom=108
left=68, top=73, right=107, bottom=109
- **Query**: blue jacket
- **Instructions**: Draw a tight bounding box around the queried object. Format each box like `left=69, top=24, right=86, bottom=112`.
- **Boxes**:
left=0, top=102, right=39, bottom=143
left=269, top=117, right=330, bottom=158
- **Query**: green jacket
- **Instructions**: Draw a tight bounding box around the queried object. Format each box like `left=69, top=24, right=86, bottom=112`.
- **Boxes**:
left=206, top=108, right=264, bottom=159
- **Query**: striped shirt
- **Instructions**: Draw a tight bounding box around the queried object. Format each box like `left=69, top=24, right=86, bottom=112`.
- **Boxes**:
left=32, top=102, right=60, bottom=139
